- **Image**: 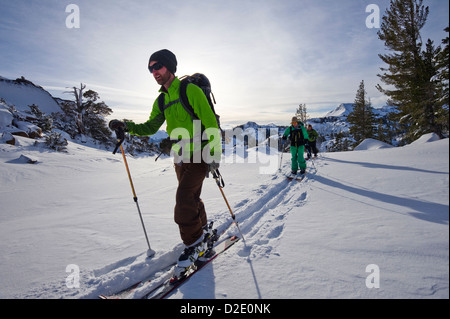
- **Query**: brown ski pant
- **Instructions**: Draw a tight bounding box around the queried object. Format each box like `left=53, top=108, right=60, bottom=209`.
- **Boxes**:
left=174, top=162, right=208, bottom=246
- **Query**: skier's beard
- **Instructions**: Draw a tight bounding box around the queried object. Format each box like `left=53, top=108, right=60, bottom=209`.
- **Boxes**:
left=155, top=70, right=173, bottom=87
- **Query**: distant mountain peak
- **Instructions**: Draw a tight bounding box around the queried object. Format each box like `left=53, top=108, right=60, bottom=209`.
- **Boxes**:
left=324, top=103, right=354, bottom=117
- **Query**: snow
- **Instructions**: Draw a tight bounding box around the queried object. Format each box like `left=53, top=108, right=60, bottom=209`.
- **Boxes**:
left=324, top=103, right=354, bottom=117
left=0, top=133, right=448, bottom=299
left=354, top=138, right=394, bottom=151
left=0, top=78, right=61, bottom=115
left=410, top=132, right=442, bottom=145
left=0, top=106, right=14, bottom=129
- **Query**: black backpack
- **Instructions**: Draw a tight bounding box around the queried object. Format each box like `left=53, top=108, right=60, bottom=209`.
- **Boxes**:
left=157, top=73, right=221, bottom=131
left=289, top=125, right=306, bottom=147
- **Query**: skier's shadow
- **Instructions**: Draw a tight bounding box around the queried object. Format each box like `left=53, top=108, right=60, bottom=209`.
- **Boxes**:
left=245, top=253, right=262, bottom=299
left=175, top=263, right=216, bottom=298
left=313, top=174, right=449, bottom=224
left=171, top=243, right=262, bottom=299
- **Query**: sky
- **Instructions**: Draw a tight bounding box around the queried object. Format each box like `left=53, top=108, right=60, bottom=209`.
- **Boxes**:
left=0, top=0, right=448, bottom=126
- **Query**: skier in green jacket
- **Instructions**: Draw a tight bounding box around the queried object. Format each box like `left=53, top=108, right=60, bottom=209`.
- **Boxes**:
left=109, top=49, right=221, bottom=275
left=282, top=117, right=309, bottom=176
left=305, top=124, right=319, bottom=159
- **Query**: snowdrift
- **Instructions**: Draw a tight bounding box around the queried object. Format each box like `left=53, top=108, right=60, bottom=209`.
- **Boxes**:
left=410, top=132, right=442, bottom=145
left=354, top=138, right=394, bottom=151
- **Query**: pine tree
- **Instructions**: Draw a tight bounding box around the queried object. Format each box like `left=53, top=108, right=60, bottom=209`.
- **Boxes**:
left=416, top=39, right=445, bottom=138
left=28, top=104, right=53, bottom=132
left=65, top=83, right=86, bottom=135
left=45, top=132, right=68, bottom=152
left=438, top=26, right=449, bottom=105
left=347, top=80, right=377, bottom=146
left=58, top=84, right=113, bottom=145
left=81, top=89, right=113, bottom=144
left=376, top=0, right=447, bottom=141
left=296, top=104, right=308, bottom=124
left=435, top=26, right=449, bottom=135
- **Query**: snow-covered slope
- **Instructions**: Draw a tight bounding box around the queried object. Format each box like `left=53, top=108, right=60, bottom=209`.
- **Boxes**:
left=0, top=133, right=448, bottom=299
left=0, top=78, right=61, bottom=115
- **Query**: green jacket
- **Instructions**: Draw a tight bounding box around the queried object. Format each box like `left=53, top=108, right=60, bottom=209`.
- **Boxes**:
left=283, top=123, right=309, bottom=147
left=126, top=77, right=221, bottom=162
left=307, top=128, right=319, bottom=142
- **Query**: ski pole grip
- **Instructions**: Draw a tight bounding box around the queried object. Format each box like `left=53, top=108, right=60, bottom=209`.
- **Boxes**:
left=212, top=168, right=225, bottom=188
left=112, top=127, right=125, bottom=154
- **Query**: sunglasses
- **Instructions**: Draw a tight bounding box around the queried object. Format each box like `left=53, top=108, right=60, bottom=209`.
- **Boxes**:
left=148, top=62, right=164, bottom=73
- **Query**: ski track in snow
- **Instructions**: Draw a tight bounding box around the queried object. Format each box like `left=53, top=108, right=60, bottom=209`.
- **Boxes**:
left=71, top=159, right=319, bottom=299
left=233, top=172, right=311, bottom=260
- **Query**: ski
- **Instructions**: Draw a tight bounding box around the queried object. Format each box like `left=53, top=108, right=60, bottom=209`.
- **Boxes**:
left=98, top=221, right=236, bottom=299
left=286, top=173, right=306, bottom=182
left=98, top=262, right=176, bottom=299
left=145, top=235, right=240, bottom=299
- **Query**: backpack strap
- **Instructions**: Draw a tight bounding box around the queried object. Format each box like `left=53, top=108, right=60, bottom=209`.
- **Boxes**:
left=179, top=79, right=223, bottom=133
left=157, top=79, right=214, bottom=129
left=179, top=79, right=199, bottom=120
left=157, top=93, right=180, bottom=118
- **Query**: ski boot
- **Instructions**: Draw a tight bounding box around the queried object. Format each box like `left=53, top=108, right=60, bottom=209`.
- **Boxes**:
left=198, top=223, right=218, bottom=263
left=171, top=243, right=205, bottom=283
left=171, top=222, right=216, bottom=283
left=287, top=171, right=297, bottom=179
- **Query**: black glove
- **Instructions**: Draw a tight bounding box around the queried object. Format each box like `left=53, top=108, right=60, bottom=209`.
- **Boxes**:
left=108, top=120, right=126, bottom=131
left=282, top=136, right=287, bottom=141
left=110, top=120, right=127, bottom=155
left=209, top=161, right=220, bottom=173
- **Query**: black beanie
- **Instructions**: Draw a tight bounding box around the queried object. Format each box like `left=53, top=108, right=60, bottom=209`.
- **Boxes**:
left=149, top=49, right=177, bottom=74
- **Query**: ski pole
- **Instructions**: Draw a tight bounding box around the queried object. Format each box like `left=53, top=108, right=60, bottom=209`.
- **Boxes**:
left=113, top=129, right=155, bottom=258
left=210, top=168, right=245, bottom=241
left=309, top=154, right=316, bottom=170
left=279, top=139, right=285, bottom=171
